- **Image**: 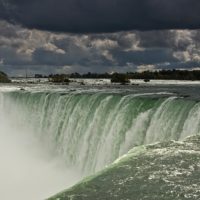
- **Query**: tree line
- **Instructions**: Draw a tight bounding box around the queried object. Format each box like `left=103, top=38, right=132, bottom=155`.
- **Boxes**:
left=36, top=70, right=200, bottom=82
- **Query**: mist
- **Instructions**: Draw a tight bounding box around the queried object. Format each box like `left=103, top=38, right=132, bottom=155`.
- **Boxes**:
left=0, top=93, right=81, bottom=200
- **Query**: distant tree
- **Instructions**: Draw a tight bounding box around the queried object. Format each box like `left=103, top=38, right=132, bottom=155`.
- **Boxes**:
left=144, top=79, right=150, bottom=82
left=48, top=74, right=70, bottom=84
left=46, top=69, right=200, bottom=81
left=35, top=74, right=43, bottom=78
left=111, top=73, right=130, bottom=84
left=0, top=71, right=11, bottom=83
left=70, top=72, right=81, bottom=78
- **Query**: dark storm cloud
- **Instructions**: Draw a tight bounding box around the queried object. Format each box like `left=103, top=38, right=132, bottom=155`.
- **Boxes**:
left=0, top=0, right=200, bottom=33
left=155, top=61, right=200, bottom=70
left=1, top=20, right=200, bottom=76
left=112, top=48, right=178, bottom=66
left=138, top=31, right=175, bottom=49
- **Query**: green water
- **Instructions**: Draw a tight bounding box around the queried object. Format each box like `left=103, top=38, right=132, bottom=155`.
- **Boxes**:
left=2, top=91, right=200, bottom=176
left=48, top=136, right=200, bottom=200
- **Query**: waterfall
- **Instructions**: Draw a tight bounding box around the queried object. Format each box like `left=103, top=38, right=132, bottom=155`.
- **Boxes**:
left=1, top=90, right=199, bottom=176
left=0, top=91, right=81, bottom=200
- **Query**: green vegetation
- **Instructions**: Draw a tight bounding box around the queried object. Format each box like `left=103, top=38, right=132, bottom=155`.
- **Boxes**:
left=37, top=70, right=200, bottom=81
left=126, top=69, right=200, bottom=80
left=0, top=71, right=11, bottom=83
left=48, top=74, right=70, bottom=84
left=111, top=73, right=130, bottom=84
left=67, top=70, right=200, bottom=80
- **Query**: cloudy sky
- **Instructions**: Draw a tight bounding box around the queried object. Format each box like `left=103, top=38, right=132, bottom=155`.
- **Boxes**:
left=0, top=0, right=200, bottom=76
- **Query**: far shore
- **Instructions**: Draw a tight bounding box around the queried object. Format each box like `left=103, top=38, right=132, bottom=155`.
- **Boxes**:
left=7, top=77, right=200, bottom=86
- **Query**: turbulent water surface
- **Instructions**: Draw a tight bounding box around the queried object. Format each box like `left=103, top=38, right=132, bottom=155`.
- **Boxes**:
left=1, top=81, right=200, bottom=199
left=49, top=135, right=200, bottom=200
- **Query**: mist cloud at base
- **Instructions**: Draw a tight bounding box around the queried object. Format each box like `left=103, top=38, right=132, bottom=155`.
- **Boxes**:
left=0, top=96, right=81, bottom=200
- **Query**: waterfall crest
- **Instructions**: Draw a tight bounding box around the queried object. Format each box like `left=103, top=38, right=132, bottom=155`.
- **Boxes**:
left=1, top=91, right=199, bottom=175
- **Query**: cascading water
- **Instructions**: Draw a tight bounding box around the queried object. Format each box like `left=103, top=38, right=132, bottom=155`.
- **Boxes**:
left=0, top=91, right=81, bottom=200
left=1, top=88, right=200, bottom=199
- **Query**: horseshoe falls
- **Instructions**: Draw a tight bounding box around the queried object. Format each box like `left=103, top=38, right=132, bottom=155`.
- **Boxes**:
left=1, top=84, right=200, bottom=200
